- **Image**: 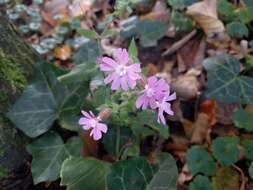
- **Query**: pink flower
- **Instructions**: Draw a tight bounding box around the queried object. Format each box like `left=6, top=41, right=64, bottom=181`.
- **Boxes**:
left=136, top=76, right=169, bottom=109
left=99, top=48, right=141, bottom=91
left=156, top=91, right=176, bottom=125
left=78, top=110, right=108, bottom=141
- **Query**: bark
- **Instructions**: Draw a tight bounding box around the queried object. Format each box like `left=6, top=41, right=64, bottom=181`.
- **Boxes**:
left=0, top=14, right=40, bottom=189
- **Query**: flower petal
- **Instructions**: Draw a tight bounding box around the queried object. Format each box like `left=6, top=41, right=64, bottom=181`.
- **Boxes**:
left=136, top=94, right=145, bottom=108
left=165, top=92, right=176, bottom=101
left=102, top=57, right=117, bottom=67
left=111, top=75, right=121, bottom=90
left=97, top=123, right=108, bottom=133
left=104, top=73, right=116, bottom=84
left=100, top=63, right=114, bottom=71
left=120, top=77, right=129, bottom=91
left=114, top=48, right=129, bottom=65
left=92, top=128, right=102, bottom=141
left=79, top=118, right=90, bottom=125
left=81, top=110, right=91, bottom=118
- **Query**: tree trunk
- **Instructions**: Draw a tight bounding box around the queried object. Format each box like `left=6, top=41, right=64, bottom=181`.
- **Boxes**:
left=0, top=14, right=40, bottom=189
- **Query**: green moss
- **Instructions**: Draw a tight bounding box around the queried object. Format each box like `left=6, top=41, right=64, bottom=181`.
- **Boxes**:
left=0, top=49, right=27, bottom=93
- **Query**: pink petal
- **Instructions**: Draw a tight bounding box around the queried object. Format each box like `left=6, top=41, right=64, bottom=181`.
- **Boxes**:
left=111, top=75, right=121, bottom=90
left=127, top=70, right=141, bottom=80
left=89, top=111, right=95, bottom=117
left=136, top=94, right=145, bottom=108
left=81, top=110, right=91, bottom=119
left=147, top=76, right=157, bottom=87
left=120, top=77, right=129, bottom=91
left=97, top=123, right=108, bottom=133
left=127, top=76, right=137, bottom=89
left=102, top=57, right=117, bottom=67
left=164, top=103, right=174, bottom=115
left=79, top=118, right=90, bottom=125
left=104, top=73, right=116, bottom=84
left=149, top=99, right=157, bottom=109
left=142, top=98, right=149, bottom=109
left=91, top=128, right=102, bottom=141
left=158, top=112, right=166, bottom=125
left=165, top=92, right=176, bottom=101
left=100, top=63, right=114, bottom=71
left=128, top=64, right=141, bottom=72
left=82, top=124, right=92, bottom=130
left=114, top=48, right=129, bottom=65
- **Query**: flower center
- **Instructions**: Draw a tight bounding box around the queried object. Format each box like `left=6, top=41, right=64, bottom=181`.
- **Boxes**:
left=115, top=65, right=127, bottom=76
left=90, top=119, right=97, bottom=128
left=145, top=85, right=155, bottom=98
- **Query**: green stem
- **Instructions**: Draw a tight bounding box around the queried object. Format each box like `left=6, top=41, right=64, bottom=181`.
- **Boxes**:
left=116, top=126, right=121, bottom=160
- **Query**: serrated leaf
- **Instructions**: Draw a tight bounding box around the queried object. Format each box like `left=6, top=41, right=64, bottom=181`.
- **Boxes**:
left=77, top=28, right=99, bottom=39
left=203, top=54, right=253, bottom=104
left=241, top=139, right=253, bottom=161
left=107, top=153, right=177, bottom=190
left=189, top=175, right=212, bottom=190
left=226, top=22, right=249, bottom=38
left=232, top=109, right=253, bottom=132
left=26, top=132, right=68, bottom=184
left=60, top=157, right=110, bottom=190
left=249, top=162, right=253, bottom=179
left=128, top=38, right=138, bottom=63
left=136, top=20, right=167, bottom=47
left=212, top=136, right=239, bottom=166
left=186, top=146, right=216, bottom=176
left=73, top=41, right=101, bottom=64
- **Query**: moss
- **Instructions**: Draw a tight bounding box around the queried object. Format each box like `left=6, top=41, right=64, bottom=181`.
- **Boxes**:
left=0, top=50, right=27, bottom=93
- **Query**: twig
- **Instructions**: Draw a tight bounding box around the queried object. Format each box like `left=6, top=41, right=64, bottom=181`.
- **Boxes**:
left=232, top=164, right=246, bottom=190
left=162, top=30, right=197, bottom=56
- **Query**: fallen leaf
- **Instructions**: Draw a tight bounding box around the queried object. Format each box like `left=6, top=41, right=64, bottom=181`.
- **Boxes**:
left=54, top=45, right=72, bottom=61
left=178, top=164, right=193, bottom=185
left=200, top=100, right=216, bottom=126
left=69, top=0, right=94, bottom=17
left=186, top=0, right=225, bottom=37
left=216, top=101, right=240, bottom=125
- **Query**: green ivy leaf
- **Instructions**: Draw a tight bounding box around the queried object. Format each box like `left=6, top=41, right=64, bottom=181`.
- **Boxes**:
left=232, top=109, right=253, bottom=132
left=217, top=0, right=236, bottom=22
left=7, top=62, right=66, bottom=137
left=26, top=132, right=68, bottom=184
left=249, top=162, right=253, bottom=179
left=237, top=8, right=253, bottom=24
left=167, top=0, right=186, bottom=10
left=212, top=136, right=239, bottom=166
left=107, top=153, right=178, bottom=190
left=189, top=175, right=212, bottom=190
left=226, top=22, right=249, bottom=38
left=137, top=110, right=169, bottom=139
left=244, top=0, right=253, bottom=11
left=202, top=54, right=253, bottom=104
left=186, top=146, right=216, bottom=176
left=92, top=85, right=110, bottom=107
left=60, top=157, right=110, bottom=190
left=65, top=136, right=83, bottom=157
left=241, top=139, right=253, bottom=161
left=73, top=41, right=101, bottom=64
left=77, top=28, right=99, bottom=39
left=136, top=20, right=167, bottom=47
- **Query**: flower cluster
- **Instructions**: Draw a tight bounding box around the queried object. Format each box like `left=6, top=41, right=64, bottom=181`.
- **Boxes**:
left=79, top=48, right=176, bottom=141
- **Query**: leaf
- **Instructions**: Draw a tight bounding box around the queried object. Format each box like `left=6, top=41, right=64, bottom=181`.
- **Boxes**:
left=60, top=157, right=110, bottom=190
left=217, top=0, right=236, bottom=21
left=107, top=153, right=178, bottom=190
left=186, top=0, right=225, bottom=35
left=77, top=28, right=99, bottom=39
left=237, top=8, right=253, bottom=24
left=7, top=62, right=65, bottom=137
left=136, top=20, right=167, bottom=47
left=171, top=11, right=194, bottom=32
left=65, top=136, right=83, bottom=157
left=212, top=167, right=239, bottom=190
left=249, top=162, right=253, bottom=179
left=212, top=136, right=239, bottom=166
left=128, top=38, right=138, bottom=63
left=26, top=132, right=68, bottom=184
left=202, top=54, right=253, bottom=104
left=189, top=175, right=212, bottom=190
left=232, top=109, right=253, bottom=132
left=186, top=146, right=216, bottom=176
left=102, top=126, right=132, bottom=156
left=245, top=0, right=253, bottom=11
left=241, top=139, right=253, bottom=161
left=137, top=110, right=169, bottom=139
left=101, top=29, right=119, bottom=38
left=167, top=0, right=187, bottom=10
left=73, top=41, right=101, bottom=64
left=146, top=153, right=178, bottom=190
left=92, top=86, right=110, bottom=107
left=226, top=22, right=249, bottom=38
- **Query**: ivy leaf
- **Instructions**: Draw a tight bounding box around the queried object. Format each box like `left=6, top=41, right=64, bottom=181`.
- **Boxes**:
left=77, top=28, right=99, bottom=39
left=92, top=85, right=110, bottom=107
left=146, top=153, right=178, bottom=190
left=237, top=8, right=253, bottom=24
left=226, top=22, right=249, bottom=38
left=232, top=109, right=253, bottom=132
left=60, top=157, right=110, bottom=190
left=171, top=11, right=194, bottom=32
left=137, top=110, right=169, bottom=139
left=107, top=153, right=178, bottom=190
left=241, top=139, right=253, bottom=161
left=65, top=136, right=83, bottom=157
left=136, top=20, right=167, bottom=47
left=186, top=146, right=216, bottom=176
left=217, top=0, right=236, bottom=21
left=189, top=175, right=212, bottom=190
left=167, top=0, right=187, bottom=10
left=202, top=54, right=253, bottom=104
left=7, top=62, right=65, bottom=137
left=244, top=0, right=253, bottom=11
left=212, top=136, right=239, bottom=166
left=73, top=41, right=101, bottom=64
left=26, top=132, right=68, bottom=184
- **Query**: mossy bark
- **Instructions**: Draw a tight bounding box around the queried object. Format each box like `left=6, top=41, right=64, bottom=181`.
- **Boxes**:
left=0, top=15, right=40, bottom=188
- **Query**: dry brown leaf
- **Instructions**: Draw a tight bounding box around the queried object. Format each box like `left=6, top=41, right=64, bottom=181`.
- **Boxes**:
left=200, top=100, right=217, bottom=126
left=216, top=102, right=240, bottom=125
left=178, top=164, right=193, bottom=185
left=186, top=0, right=225, bottom=36
left=54, top=45, right=72, bottom=61
left=69, top=0, right=94, bottom=17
